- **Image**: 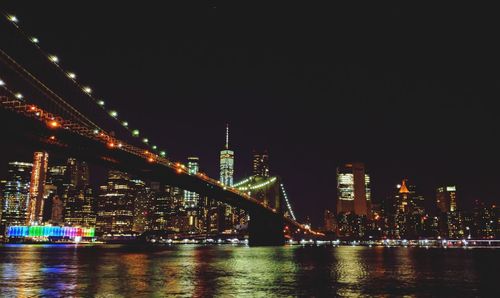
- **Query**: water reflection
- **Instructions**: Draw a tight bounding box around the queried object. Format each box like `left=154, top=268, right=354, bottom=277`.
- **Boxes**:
left=0, top=244, right=496, bottom=297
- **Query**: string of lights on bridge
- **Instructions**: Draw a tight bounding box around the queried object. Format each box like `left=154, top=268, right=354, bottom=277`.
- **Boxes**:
left=233, top=176, right=297, bottom=220
left=2, top=12, right=306, bottom=229
left=237, top=177, right=277, bottom=191
left=2, top=12, right=167, bottom=158
left=280, top=184, right=297, bottom=221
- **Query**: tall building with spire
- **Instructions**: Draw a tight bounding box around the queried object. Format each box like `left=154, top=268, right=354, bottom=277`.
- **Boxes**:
left=220, top=124, right=234, bottom=186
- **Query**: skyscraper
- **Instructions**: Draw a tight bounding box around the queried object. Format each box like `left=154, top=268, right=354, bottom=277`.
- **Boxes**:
left=27, top=152, right=49, bottom=225
left=184, top=157, right=200, bottom=208
left=96, top=170, right=135, bottom=234
left=220, top=124, right=234, bottom=186
left=336, top=162, right=371, bottom=216
left=1, top=162, right=32, bottom=230
left=436, top=186, right=457, bottom=213
left=59, top=159, right=95, bottom=227
left=131, top=179, right=153, bottom=233
left=252, top=150, right=269, bottom=178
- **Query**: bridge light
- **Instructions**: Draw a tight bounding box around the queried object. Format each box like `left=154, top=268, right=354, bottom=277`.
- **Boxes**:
left=132, top=129, right=139, bottom=136
left=160, top=151, right=166, bottom=157
left=0, top=79, right=5, bottom=86
left=30, top=37, right=39, bottom=43
left=122, top=121, right=128, bottom=127
left=7, top=15, right=18, bottom=23
left=49, top=136, right=56, bottom=141
left=15, top=93, right=23, bottom=99
left=107, top=142, right=115, bottom=148
left=49, top=120, right=60, bottom=128
left=98, top=100, right=105, bottom=106
left=48, top=55, right=59, bottom=63
left=118, top=143, right=123, bottom=148
left=109, top=110, right=118, bottom=117
left=29, top=105, right=37, bottom=111
left=83, top=86, right=92, bottom=94
left=67, top=72, right=76, bottom=79
left=93, top=129, right=99, bottom=134
left=148, top=157, right=154, bottom=163
left=152, top=145, right=157, bottom=150
left=142, top=138, right=148, bottom=143
left=176, top=168, right=182, bottom=174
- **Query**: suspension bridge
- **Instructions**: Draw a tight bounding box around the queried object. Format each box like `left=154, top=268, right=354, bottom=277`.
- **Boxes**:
left=0, top=12, right=323, bottom=245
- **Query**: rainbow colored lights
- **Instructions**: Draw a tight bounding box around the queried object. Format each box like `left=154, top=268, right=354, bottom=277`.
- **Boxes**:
left=7, top=226, right=95, bottom=238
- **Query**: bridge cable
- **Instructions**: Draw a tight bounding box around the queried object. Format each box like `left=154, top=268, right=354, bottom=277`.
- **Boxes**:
left=1, top=12, right=167, bottom=157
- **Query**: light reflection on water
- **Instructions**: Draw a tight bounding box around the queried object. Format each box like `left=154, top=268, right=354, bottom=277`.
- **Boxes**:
left=0, top=244, right=497, bottom=297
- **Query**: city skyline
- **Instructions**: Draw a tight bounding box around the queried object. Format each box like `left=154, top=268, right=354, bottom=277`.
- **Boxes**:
left=2, top=3, right=500, bottom=297
left=1, top=2, right=500, bottom=226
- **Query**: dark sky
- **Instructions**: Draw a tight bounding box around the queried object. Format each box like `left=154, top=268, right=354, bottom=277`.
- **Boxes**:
left=2, top=2, right=500, bottom=225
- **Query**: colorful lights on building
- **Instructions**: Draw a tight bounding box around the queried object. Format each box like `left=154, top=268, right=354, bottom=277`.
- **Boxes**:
left=7, top=226, right=95, bottom=238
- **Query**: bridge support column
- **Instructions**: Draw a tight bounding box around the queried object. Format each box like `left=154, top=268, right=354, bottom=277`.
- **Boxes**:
left=248, top=212, right=284, bottom=246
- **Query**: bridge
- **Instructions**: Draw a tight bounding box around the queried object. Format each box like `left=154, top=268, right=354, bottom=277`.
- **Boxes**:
left=0, top=12, right=323, bottom=245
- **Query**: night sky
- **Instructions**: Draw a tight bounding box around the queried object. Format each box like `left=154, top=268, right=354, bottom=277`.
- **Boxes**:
left=2, top=2, right=500, bottom=225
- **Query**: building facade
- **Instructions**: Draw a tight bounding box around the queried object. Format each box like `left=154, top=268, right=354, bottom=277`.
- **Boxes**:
left=252, top=150, right=270, bottom=178
left=26, top=152, right=49, bottom=225
left=220, top=124, right=234, bottom=186
left=96, top=170, right=135, bottom=235
left=436, top=186, right=457, bottom=213
left=336, top=162, right=371, bottom=216
left=1, top=162, right=32, bottom=231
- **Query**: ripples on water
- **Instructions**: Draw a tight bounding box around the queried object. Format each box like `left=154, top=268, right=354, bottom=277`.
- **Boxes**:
left=0, top=244, right=498, bottom=297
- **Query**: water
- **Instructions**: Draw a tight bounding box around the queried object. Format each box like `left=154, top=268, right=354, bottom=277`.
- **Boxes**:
left=0, top=244, right=498, bottom=297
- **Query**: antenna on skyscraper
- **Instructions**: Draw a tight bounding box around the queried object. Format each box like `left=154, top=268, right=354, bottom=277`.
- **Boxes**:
left=225, top=123, right=229, bottom=149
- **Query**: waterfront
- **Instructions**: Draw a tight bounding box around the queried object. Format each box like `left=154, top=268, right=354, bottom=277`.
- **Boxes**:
left=0, top=244, right=498, bottom=297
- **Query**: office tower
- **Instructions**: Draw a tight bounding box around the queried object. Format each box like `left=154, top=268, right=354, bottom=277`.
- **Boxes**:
left=253, top=150, right=270, bottom=178
left=61, top=159, right=95, bottom=227
left=151, top=183, right=183, bottom=231
left=1, top=162, right=32, bottom=230
left=336, top=162, right=371, bottom=216
left=324, top=209, right=337, bottom=232
left=132, top=179, right=153, bottom=233
left=436, top=186, right=457, bottom=213
left=220, top=124, right=234, bottom=186
left=50, top=195, right=64, bottom=224
left=96, top=170, right=135, bottom=234
left=26, top=152, right=49, bottom=225
left=184, top=157, right=200, bottom=208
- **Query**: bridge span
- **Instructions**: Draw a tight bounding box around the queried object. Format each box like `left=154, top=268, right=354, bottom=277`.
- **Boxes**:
left=0, top=12, right=324, bottom=245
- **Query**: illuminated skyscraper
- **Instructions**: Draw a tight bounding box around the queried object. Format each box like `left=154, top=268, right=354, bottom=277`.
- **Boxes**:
left=253, top=150, right=269, bottom=178
left=336, top=162, right=371, bottom=216
left=59, top=159, right=95, bottom=227
left=27, top=152, right=49, bottom=225
left=184, top=157, right=200, bottom=208
left=131, top=179, right=153, bottom=233
left=1, top=162, right=32, bottom=230
left=96, top=170, right=134, bottom=234
left=436, top=186, right=457, bottom=213
left=220, top=124, right=234, bottom=186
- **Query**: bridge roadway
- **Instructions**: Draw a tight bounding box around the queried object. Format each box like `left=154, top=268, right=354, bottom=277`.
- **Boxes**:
left=1, top=94, right=321, bottom=245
